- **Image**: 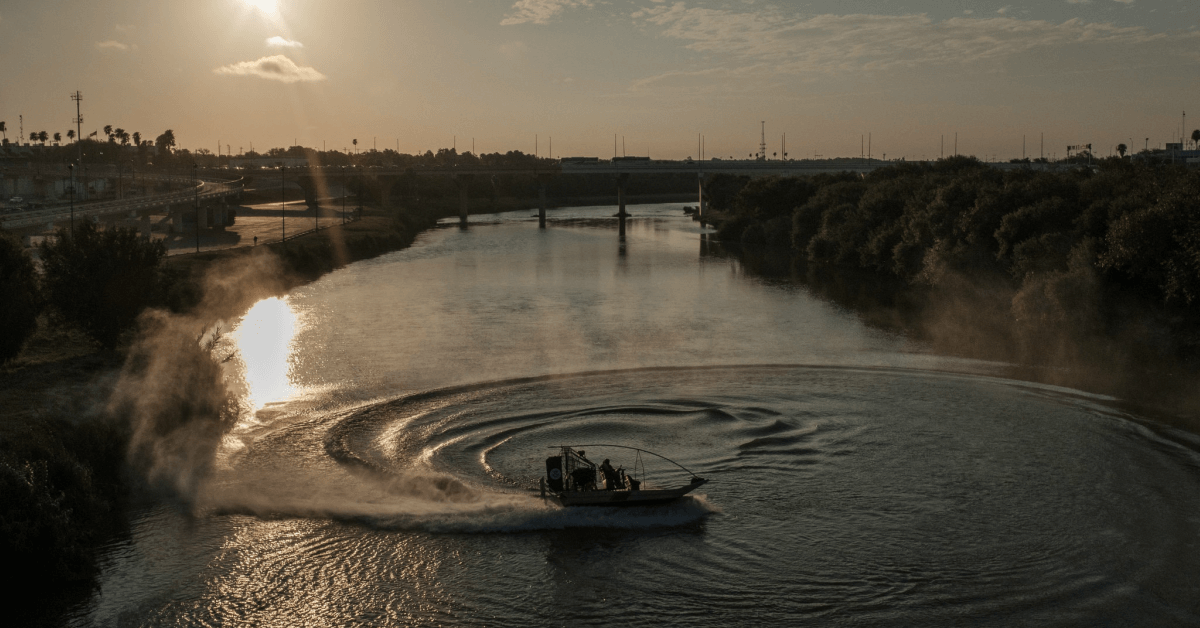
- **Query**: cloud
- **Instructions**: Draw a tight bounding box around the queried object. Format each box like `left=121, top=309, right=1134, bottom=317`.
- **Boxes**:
left=266, top=36, right=303, bottom=48
left=96, top=40, right=132, bottom=51
left=213, top=55, right=326, bottom=83
left=501, top=0, right=593, bottom=25
left=636, top=5, right=1166, bottom=74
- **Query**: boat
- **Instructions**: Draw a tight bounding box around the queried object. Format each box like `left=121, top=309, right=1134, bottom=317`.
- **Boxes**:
left=541, top=445, right=708, bottom=507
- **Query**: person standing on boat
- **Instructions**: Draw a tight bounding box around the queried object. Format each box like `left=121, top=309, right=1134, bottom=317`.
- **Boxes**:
left=600, top=459, right=620, bottom=491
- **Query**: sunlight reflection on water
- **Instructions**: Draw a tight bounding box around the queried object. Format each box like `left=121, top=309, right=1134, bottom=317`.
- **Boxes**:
left=232, top=296, right=299, bottom=410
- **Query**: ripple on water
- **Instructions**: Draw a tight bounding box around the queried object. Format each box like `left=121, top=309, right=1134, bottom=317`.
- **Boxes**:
left=75, top=365, right=1200, bottom=627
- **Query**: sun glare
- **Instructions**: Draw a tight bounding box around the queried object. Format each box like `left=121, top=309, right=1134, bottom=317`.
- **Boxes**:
left=245, top=0, right=280, bottom=17
left=234, top=297, right=298, bottom=409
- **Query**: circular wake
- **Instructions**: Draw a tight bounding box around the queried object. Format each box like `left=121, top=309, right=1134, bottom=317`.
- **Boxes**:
left=198, top=365, right=1200, bottom=625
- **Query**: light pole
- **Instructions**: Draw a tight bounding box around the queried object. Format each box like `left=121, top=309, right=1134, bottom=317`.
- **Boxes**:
left=281, top=165, right=286, bottom=244
left=193, top=163, right=200, bottom=253
left=68, top=163, right=75, bottom=234
left=341, top=166, right=346, bottom=224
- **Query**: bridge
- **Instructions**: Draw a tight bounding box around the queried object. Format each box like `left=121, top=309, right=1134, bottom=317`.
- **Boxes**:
left=1, top=157, right=892, bottom=237
left=282, top=158, right=889, bottom=232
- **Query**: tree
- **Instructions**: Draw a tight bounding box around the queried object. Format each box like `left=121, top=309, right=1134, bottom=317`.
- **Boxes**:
left=38, top=131, right=49, bottom=145
left=0, top=120, right=6, bottom=142
left=155, top=129, right=176, bottom=155
left=132, top=131, right=140, bottom=147
left=1192, top=129, right=1200, bottom=150
left=0, top=229, right=41, bottom=363
left=39, top=223, right=167, bottom=349
left=1116, top=143, right=1127, bottom=158
left=53, top=132, right=61, bottom=145
left=103, top=125, right=113, bottom=143
left=353, top=138, right=358, bottom=155
left=30, top=131, right=37, bottom=143
left=67, top=129, right=75, bottom=142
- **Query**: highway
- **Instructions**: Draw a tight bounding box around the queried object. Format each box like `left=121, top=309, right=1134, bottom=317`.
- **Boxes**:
left=1, top=176, right=243, bottom=230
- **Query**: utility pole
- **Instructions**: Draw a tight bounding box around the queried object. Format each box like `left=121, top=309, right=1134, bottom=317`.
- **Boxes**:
left=1023, top=135, right=1026, bottom=160
left=71, top=92, right=83, bottom=167
left=941, top=135, right=944, bottom=159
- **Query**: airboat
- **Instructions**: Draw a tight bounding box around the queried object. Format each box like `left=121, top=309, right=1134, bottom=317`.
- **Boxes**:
left=541, top=445, right=708, bottom=507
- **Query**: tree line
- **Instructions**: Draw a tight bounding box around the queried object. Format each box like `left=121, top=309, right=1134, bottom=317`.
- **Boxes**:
left=707, top=157, right=1200, bottom=366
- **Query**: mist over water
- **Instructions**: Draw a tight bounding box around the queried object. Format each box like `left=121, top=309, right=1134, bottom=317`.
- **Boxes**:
left=72, top=205, right=1200, bottom=626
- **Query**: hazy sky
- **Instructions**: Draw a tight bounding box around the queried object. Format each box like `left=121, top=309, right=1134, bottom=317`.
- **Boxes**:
left=1, top=0, right=1196, bottom=160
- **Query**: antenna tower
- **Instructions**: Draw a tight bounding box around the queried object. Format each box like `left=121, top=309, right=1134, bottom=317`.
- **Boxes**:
left=759, top=121, right=766, bottom=161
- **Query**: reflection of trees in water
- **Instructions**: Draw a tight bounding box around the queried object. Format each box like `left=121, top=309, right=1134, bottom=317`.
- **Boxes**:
left=703, top=237, right=924, bottom=339
left=719, top=238, right=1200, bottom=422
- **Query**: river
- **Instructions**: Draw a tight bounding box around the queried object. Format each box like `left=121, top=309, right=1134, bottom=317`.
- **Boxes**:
left=67, top=204, right=1200, bottom=626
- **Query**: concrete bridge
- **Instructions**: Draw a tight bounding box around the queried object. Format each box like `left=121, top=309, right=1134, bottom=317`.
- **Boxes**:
left=283, top=158, right=889, bottom=231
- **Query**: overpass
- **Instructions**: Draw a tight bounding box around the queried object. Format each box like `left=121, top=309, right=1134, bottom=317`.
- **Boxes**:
left=1, top=174, right=243, bottom=236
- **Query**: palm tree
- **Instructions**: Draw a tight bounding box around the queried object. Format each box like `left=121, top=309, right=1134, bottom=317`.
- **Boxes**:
left=54, top=132, right=61, bottom=145
left=103, top=125, right=114, bottom=143
left=352, top=138, right=358, bottom=155
left=132, top=131, right=141, bottom=147
left=1192, top=129, right=1200, bottom=150
left=67, top=129, right=75, bottom=142
left=37, top=131, right=49, bottom=146
left=1117, top=143, right=1127, bottom=158
left=30, top=131, right=37, bottom=144
left=0, top=121, right=6, bottom=142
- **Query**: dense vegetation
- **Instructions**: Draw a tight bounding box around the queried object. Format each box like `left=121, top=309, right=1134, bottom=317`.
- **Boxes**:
left=0, top=412, right=128, bottom=585
left=0, top=230, right=40, bottom=363
left=708, top=157, right=1200, bottom=367
left=39, top=223, right=169, bottom=350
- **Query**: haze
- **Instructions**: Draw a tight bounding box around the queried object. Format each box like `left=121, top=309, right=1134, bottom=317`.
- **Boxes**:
left=1, top=0, right=1196, bottom=159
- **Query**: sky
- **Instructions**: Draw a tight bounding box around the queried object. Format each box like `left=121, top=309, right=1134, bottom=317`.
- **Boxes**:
left=0, top=0, right=1197, bottom=160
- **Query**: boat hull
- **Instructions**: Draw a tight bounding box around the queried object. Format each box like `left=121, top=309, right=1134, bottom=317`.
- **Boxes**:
left=551, top=479, right=707, bottom=507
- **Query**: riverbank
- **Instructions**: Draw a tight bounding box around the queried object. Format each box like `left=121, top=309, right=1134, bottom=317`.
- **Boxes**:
left=702, top=158, right=1200, bottom=427
left=1, top=203, right=437, bottom=604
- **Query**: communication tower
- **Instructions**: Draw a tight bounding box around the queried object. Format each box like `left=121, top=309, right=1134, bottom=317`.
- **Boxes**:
left=759, top=121, right=766, bottom=161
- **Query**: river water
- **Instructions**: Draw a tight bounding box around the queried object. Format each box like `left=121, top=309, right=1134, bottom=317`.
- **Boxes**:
left=69, top=205, right=1200, bottom=626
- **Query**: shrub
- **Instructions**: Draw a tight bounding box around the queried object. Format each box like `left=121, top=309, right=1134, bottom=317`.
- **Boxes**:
left=0, top=229, right=40, bottom=362
left=39, top=223, right=167, bottom=349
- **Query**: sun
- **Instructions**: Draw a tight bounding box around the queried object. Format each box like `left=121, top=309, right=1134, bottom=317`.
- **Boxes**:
left=245, top=0, right=280, bottom=16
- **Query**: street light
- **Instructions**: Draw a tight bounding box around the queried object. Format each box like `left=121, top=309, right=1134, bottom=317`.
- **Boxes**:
left=341, top=166, right=346, bottom=225
left=68, top=163, right=75, bottom=234
left=193, top=163, right=200, bottom=253
left=281, top=165, right=286, bottom=244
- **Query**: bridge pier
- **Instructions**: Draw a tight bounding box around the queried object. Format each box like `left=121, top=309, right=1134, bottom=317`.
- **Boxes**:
left=697, top=173, right=706, bottom=217
left=538, top=181, right=547, bottom=229
left=617, top=174, right=629, bottom=238
left=455, top=174, right=474, bottom=226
